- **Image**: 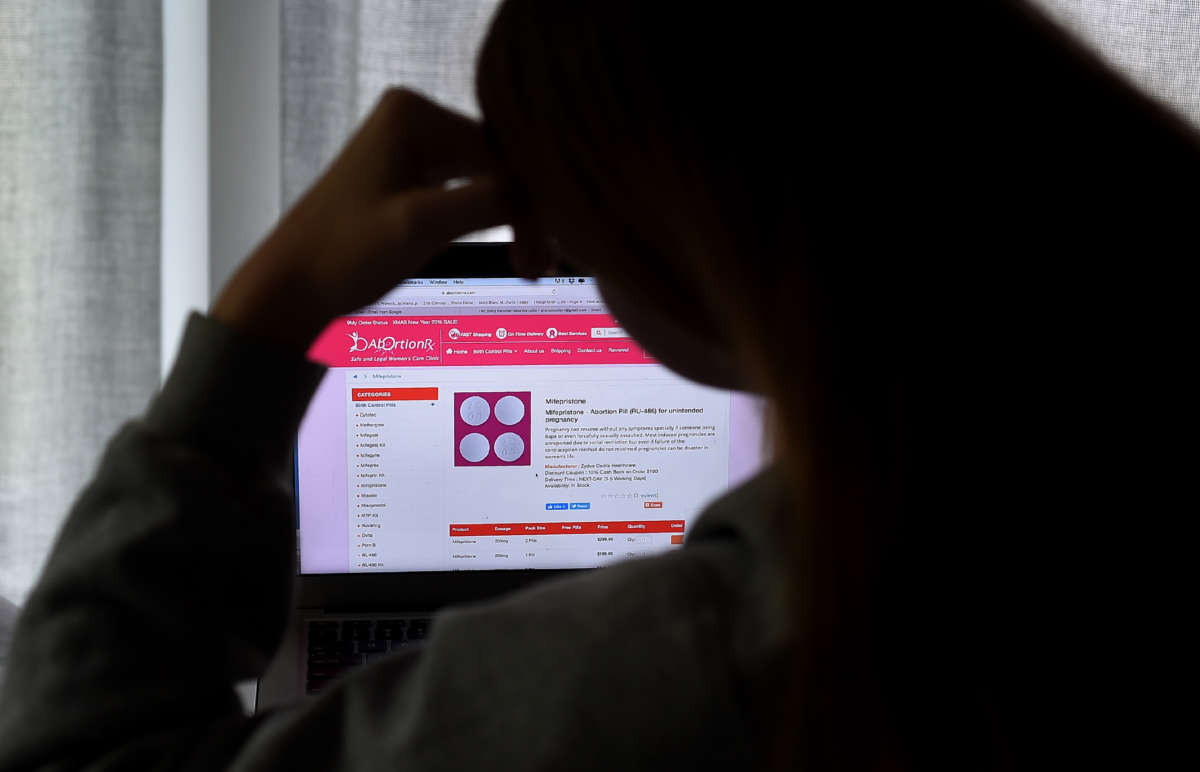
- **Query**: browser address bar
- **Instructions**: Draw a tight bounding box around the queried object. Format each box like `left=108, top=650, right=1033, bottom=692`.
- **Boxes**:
left=436, top=286, right=559, bottom=296
left=375, top=286, right=563, bottom=300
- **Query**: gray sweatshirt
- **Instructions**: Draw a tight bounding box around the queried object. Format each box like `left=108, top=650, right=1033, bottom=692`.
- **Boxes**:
left=0, top=312, right=795, bottom=770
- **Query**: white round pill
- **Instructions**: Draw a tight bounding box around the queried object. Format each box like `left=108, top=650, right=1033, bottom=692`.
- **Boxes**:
left=494, top=432, right=525, bottom=462
left=459, top=432, right=490, bottom=463
left=494, top=395, right=526, bottom=426
left=459, top=395, right=490, bottom=426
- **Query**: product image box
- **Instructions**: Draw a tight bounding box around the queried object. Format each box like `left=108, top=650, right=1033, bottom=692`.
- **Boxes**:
left=453, top=391, right=532, bottom=467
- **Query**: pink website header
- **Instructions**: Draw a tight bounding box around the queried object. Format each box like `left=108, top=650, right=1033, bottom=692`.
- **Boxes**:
left=307, top=314, right=655, bottom=368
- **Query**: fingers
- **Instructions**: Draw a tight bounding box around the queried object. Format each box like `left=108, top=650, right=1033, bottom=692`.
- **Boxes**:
left=375, top=175, right=511, bottom=256
left=373, top=87, right=498, bottom=185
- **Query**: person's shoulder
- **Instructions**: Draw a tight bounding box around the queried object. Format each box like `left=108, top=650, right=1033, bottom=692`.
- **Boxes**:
left=434, top=464, right=798, bottom=671
left=441, top=522, right=744, bottom=637
left=688, top=464, right=791, bottom=547
left=491, top=464, right=791, bottom=619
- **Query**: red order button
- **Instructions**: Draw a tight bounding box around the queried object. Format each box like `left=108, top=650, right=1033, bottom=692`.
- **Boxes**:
left=352, top=387, right=439, bottom=401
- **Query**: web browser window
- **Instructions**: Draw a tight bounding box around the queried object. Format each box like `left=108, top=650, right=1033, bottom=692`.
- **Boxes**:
left=296, top=277, right=765, bottom=573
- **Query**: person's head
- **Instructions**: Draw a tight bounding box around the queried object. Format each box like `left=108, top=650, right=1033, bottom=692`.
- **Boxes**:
left=472, top=3, right=920, bottom=770
left=475, top=3, right=901, bottom=767
left=474, top=1, right=1200, bottom=767
left=475, top=2, right=807, bottom=394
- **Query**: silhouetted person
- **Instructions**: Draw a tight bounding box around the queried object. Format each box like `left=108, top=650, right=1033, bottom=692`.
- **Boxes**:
left=2, top=2, right=1194, bottom=768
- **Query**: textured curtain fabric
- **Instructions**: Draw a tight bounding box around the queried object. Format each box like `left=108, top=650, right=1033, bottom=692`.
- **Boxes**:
left=0, top=1, right=161, bottom=608
left=282, top=0, right=500, bottom=208
left=1033, top=0, right=1200, bottom=127
left=279, top=0, right=1200, bottom=209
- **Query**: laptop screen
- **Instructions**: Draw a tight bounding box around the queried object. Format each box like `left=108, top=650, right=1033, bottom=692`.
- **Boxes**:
left=295, top=270, right=765, bottom=574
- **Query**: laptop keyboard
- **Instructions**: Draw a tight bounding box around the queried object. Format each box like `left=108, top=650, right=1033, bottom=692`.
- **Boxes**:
left=306, top=617, right=432, bottom=695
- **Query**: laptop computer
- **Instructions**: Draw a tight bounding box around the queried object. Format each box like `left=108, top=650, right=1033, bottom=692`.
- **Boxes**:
left=256, top=242, right=766, bottom=709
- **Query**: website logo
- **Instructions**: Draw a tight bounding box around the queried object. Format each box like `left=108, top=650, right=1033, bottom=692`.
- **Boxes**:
left=347, top=331, right=433, bottom=353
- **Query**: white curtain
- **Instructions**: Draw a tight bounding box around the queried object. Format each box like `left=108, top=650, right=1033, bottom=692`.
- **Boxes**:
left=0, top=1, right=161, bottom=611
left=1034, top=0, right=1200, bottom=127
left=281, top=0, right=500, bottom=208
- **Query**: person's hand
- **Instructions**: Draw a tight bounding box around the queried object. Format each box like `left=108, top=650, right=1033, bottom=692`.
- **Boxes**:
left=212, top=87, right=509, bottom=351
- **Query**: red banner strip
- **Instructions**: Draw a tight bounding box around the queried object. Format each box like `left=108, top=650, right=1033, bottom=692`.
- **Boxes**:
left=448, top=520, right=685, bottom=536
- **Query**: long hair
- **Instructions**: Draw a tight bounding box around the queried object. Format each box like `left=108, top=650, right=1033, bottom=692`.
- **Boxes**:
left=476, top=1, right=1200, bottom=768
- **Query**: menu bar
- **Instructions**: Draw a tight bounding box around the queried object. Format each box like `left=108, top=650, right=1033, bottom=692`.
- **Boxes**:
left=308, top=314, right=656, bottom=368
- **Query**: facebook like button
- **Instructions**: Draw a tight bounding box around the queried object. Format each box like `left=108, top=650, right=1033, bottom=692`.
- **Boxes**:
left=545, top=503, right=569, bottom=511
